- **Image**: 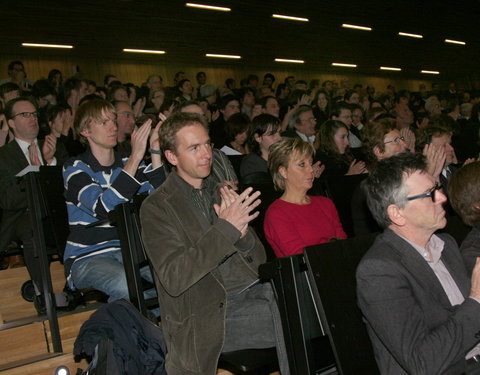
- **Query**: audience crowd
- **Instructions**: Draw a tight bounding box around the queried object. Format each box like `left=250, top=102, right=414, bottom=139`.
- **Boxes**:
left=2, top=58, right=480, bottom=374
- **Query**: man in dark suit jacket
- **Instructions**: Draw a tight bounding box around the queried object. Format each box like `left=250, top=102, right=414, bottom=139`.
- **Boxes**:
left=0, top=97, right=67, bottom=311
left=356, top=153, right=480, bottom=375
left=282, top=105, right=317, bottom=144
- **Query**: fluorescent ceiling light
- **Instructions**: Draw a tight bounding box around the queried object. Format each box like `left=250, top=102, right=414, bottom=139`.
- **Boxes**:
left=445, top=39, right=466, bottom=45
left=22, top=43, right=73, bottom=49
left=123, top=49, right=166, bottom=54
left=206, top=53, right=241, bottom=59
left=398, top=32, right=423, bottom=38
left=274, top=58, right=304, bottom=63
left=342, top=23, right=372, bottom=31
left=380, top=66, right=401, bottom=71
left=186, top=3, right=230, bottom=11
left=332, top=62, right=357, bottom=68
left=272, top=14, right=309, bottom=22
left=421, top=70, right=440, bottom=75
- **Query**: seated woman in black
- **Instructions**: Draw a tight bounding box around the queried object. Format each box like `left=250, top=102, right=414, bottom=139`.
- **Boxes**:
left=239, top=114, right=281, bottom=184
left=219, top=113, right=250, bottom=155
left=315, top=120, right=366, bottom=176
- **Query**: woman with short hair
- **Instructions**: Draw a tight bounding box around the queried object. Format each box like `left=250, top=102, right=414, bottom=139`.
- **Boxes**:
left=264, top=137, right=346, bottom=257
left=239, top=114, right=281, bottom=182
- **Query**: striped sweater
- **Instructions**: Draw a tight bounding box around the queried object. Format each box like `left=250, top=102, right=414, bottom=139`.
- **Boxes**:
left=62, top=150, right=166, bottom=279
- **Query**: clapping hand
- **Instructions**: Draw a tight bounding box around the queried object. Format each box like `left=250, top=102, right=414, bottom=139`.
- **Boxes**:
left=41, top=134, right=57, bottom=164
left=214, top=186, right=261, bottom=238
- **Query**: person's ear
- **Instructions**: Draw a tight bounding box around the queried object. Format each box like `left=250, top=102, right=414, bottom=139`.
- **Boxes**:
left=164, top=149, right=178, bottom=166
left=387, top=204, right=406, bottom=227
left=7, top=119, right=15, bottom=132
left=279, top=165, right=287, bottom=179
left=80, top=128, right=90, bottom=138
left=373, top=145, right=383, bottom=159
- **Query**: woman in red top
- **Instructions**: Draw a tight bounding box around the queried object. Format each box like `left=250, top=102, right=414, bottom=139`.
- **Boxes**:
left=264, top=137, right=346, bottom=257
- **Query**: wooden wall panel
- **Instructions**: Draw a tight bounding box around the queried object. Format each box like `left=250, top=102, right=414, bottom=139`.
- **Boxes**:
left=0, top=53, right=439, bottom=94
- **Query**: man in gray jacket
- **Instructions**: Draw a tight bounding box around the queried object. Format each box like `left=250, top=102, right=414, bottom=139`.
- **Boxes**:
left=140, top=112, right=288, bottom=375
left=357, top=152, right=480, bottom=375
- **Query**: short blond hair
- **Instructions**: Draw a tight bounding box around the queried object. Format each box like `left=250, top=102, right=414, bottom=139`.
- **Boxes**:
left=74, top=99, right=115, bottom=144
left=268, top=137, right=314, bottom=191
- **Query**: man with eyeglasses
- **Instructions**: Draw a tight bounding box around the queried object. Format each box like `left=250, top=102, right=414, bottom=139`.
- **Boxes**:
left=0, top=97, right=68, bottom=312
left=357, top=152, right=480, bottom=375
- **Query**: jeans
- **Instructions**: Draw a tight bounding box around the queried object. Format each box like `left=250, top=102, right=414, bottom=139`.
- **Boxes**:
left=223, top=282, right=290, bottom=375
left=70, top=250, right=156, bottom=304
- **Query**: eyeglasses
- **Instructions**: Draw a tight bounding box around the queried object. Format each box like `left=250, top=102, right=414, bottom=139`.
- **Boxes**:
left=13, top=111, right=38, bottom=119
left=406, top=183, right=442, bottom=202
left=384, top=136, right=405, bottom=145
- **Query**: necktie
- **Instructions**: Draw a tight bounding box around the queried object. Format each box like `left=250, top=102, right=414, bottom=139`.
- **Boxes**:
left=28, top=142, right=42, bottom=166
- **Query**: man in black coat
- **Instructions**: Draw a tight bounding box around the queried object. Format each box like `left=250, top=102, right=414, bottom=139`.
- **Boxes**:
left=0, top=97, right=68, bottom=311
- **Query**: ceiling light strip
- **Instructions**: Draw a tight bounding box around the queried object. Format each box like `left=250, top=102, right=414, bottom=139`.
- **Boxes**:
left=332, top=62, right=357, bottom=68
left=206, top=53, right=241, bottom=59
left=342, top=23, right=372, bottom=31
left=398, top=32, right=423, bottom=38
left=421, top=70, right=440, bottom=74
left=185, top=3, right=231, bottom=11
left=272, top=14, right=309, bottom=22
left=22, top=43, right=73, bottom=49
left=445, top=39, right=466, bottom=45
left=274, top=58, right=304, bottom=63
left=123, top=48, right=166, bottom=54
left=380, top=66, right=402, bottom=71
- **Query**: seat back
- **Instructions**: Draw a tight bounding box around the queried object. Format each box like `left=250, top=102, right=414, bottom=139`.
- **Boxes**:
left=109, top=194, right=156, bottom=319
left=320, top=174, right=368, bottom=237
left=39, top=165, right=70, bottom=259
left=303, top=234, right=379, bottom=375
left=259, top=254, right=336, bottom=375
left=226, top=154, right=246, bottom=181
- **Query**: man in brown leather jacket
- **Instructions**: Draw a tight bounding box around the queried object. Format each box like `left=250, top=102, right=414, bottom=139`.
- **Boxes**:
left=141, top=112, right=288, bottom=375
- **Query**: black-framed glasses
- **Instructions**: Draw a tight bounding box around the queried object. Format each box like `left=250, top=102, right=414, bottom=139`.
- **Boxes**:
left=406, top=183, right=442, bottom=202
left=13, top=111, right=38, bottom=119
left=384, top=136, right=405, bottom=145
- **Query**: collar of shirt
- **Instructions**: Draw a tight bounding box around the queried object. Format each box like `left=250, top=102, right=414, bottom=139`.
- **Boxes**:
left=441, top=166, right=452, bottom=179
left=296, top=131, right=315, bottom=144
left=84, top=148, right=124, bottom=172
left=348, top=132, right=362, bottom=148
left=398, top=233, right=444, bottom=264
left=172, top=171, right=218, bottom=224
